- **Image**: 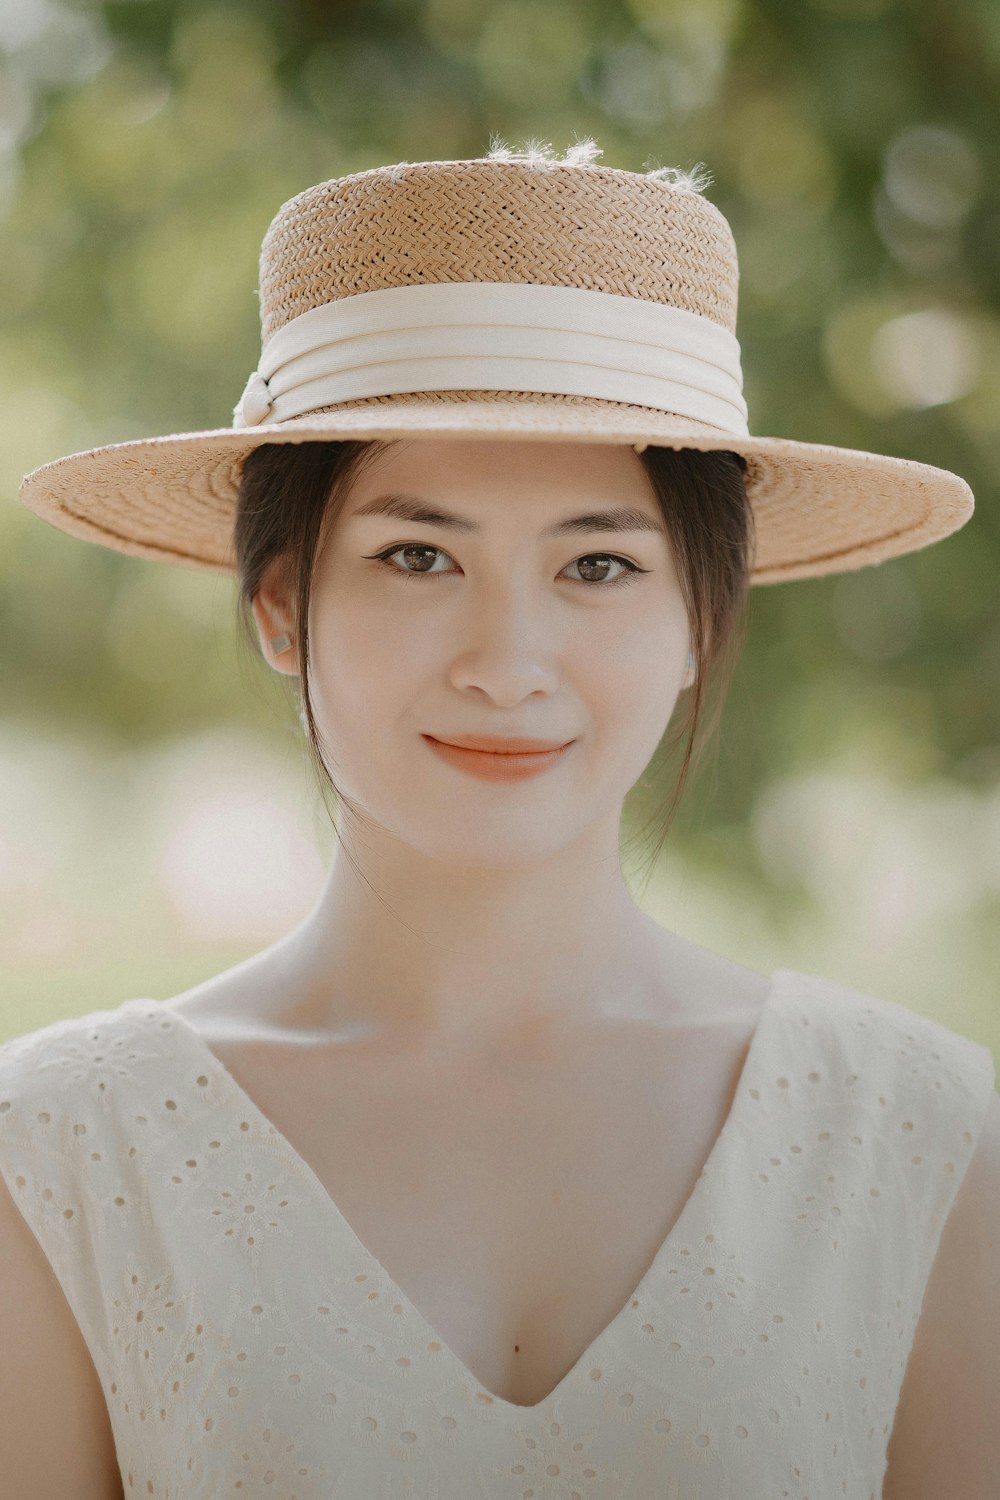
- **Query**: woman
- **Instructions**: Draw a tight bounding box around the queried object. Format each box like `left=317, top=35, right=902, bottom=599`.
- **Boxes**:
left=1, top=140, right=997, bottom=1498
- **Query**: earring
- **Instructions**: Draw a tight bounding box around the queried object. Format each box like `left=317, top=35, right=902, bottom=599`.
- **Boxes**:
left=270, top=632, right=292, bottom=654
left=686, top=652, right=695, bottom=672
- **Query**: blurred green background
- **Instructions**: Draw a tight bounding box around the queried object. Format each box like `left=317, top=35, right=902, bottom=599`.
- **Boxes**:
left=1, top=0, right=998, bottom=1060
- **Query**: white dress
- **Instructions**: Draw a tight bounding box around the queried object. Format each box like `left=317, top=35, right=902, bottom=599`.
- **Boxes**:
left=0, top=967, right=994, bottom=1498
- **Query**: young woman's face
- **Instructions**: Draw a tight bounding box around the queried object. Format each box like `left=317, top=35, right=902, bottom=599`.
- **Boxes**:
left=302, top=437, right=693, bottom=868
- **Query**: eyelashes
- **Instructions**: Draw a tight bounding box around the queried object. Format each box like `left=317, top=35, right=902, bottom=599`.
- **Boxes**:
left=364, top=543, right=650, bottom=589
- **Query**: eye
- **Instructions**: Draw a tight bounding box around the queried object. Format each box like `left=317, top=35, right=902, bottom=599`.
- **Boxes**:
left=364, top=543, right=649, bottom=588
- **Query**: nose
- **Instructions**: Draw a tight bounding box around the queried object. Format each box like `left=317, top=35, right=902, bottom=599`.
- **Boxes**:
left=446, top=585, right=563, bottom=702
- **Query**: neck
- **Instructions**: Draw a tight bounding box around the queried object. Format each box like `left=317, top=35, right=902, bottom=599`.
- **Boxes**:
left=273, top=821, right=670, bottom=1055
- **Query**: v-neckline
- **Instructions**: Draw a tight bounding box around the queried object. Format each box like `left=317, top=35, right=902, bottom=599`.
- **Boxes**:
left=145, top=969, right=786, bottom=1415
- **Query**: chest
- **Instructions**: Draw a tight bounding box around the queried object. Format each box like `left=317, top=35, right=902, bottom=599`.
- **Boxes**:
left=202, top=1012, right=761, bottom=1409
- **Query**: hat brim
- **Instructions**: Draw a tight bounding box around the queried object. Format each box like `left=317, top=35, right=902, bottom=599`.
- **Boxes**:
left=16, top=393, right=973, bottom=584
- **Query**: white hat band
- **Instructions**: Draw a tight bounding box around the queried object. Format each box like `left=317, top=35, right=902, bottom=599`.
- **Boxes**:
left=232, top=280, right=749, bottom=435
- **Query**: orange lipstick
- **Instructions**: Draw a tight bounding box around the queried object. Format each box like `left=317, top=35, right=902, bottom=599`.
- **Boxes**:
left=422, top=734, right=575, bottom=783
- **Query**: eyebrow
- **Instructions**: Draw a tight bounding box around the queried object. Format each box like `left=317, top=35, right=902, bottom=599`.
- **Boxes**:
left=348, top=492, right=666, bottom=539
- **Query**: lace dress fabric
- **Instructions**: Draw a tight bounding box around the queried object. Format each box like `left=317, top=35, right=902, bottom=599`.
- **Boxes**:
left=0, top=967, right=994, bottom=1499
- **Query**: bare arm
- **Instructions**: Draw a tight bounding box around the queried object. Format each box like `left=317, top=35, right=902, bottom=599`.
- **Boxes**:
left=0, top=1168, right=124, bottom=1499
left=883, top=1087, right=1000, bottom=1498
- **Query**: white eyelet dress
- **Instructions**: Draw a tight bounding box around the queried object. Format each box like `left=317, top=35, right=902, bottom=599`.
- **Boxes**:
left=0, top=968, right=994, bottom=1499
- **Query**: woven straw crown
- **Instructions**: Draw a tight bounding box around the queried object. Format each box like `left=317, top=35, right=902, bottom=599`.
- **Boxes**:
left=16, top=147, right=974, bottom=581
left=256, top=157, right=740, bottom=345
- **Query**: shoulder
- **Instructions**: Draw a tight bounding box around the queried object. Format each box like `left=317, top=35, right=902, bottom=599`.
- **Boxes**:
left=883, top=1078, right=1000, bottom=1497
left=0, top=1016, right=128, bottom=1498
left=783, top=966, right=999, bottom=1496
left=781, top=967, right=995, bottom=1100
left=0, top=999, right=148, bottom=1092
left=0, top=998, right=176, bottom=1169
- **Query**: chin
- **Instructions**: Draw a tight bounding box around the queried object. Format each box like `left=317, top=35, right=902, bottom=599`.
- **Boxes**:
left=392, top=816, right=594, bottom=870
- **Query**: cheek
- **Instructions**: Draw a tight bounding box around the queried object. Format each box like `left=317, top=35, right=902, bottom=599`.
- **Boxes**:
left=571, top=622, right=682, bottom=757
left=590, top=608, right=683, bottom=690
left=305, top=589, right=428, bottom=737
left=610, top=665, right=681, bottom=753
left=595, top=621, right=688, bottom=747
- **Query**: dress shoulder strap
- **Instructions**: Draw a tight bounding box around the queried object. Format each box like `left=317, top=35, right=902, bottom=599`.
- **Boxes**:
left=774, top=969, right=996, bottom=1300
left=0, top=1001, right=186, bottom=1383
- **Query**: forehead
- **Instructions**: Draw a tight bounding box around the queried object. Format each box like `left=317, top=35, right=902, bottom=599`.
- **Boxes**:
left=341, top=437, right=667, bottom=537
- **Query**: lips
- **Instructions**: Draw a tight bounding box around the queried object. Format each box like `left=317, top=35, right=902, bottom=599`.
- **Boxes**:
left=424, top=734, right=575, bottom=783
left=425, top=734, right=572, bottom=754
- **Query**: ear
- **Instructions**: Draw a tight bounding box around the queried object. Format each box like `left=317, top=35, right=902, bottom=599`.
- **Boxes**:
left=251, top=556, right=300, bottom=675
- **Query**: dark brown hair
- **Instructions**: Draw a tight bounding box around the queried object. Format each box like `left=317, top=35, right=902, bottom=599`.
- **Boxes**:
left=233, top=439, right=755, bottom=894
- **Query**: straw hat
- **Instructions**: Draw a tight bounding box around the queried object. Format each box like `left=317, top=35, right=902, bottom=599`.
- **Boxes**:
left=16, top=140, right=973, bottom=583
